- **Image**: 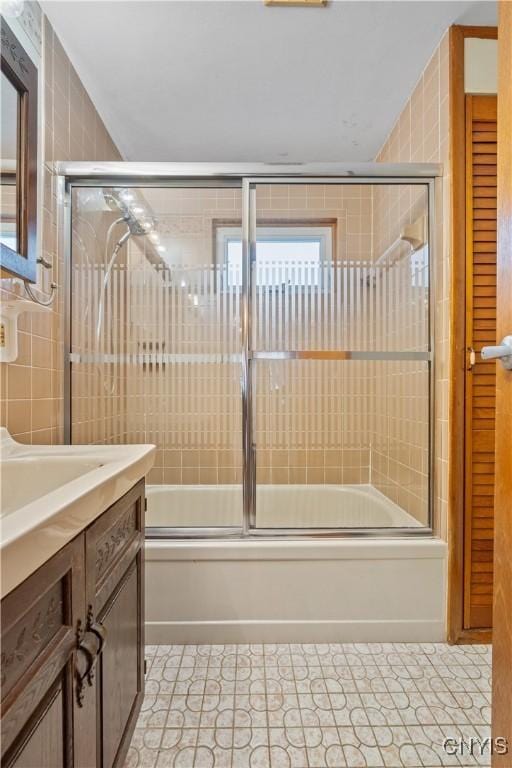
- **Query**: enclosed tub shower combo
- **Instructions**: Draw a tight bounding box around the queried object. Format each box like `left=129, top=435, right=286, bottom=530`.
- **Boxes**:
left=61, top=163, right=446, bottom=643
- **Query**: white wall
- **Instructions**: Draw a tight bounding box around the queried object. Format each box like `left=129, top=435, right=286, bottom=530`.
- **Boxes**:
left=465, top=37, right=498, bottom=94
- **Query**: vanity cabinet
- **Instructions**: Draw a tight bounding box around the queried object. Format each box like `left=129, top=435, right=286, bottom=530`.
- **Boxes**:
left=0, top=480, right=145, bottom=768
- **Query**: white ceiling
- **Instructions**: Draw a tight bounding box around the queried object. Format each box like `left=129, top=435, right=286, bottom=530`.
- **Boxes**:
left=43, top=0, right=497, bottom=163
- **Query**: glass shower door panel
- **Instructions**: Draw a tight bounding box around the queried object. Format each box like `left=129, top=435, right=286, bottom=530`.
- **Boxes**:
left=253, top=359, right=430, bottom=529
left=70, top=185, right=243, bottom=529
left=251, top=183, right=430, bottom=353
left=250, top=182, right=432, bottom=530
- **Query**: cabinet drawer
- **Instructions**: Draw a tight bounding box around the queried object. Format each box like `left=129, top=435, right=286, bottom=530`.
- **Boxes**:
left=86, top=480, right=145, bottom=616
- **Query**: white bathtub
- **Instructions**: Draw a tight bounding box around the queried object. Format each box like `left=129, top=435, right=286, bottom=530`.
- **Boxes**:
left=145, top=483, right=446, bottom=644
left=145, top=483, right=422, bottom=529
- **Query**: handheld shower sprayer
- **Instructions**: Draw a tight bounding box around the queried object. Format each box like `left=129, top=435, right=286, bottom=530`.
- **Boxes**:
left=95, top=189, right=157, bottom=393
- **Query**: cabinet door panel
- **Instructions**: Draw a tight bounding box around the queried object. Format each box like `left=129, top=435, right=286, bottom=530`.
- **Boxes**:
left=85, top=480, right=145, bottom=768
left=99, top=562, right=142, bottom=768
left=0, top=536, right=90, bottom=768
left=10, top=679, right=66, bottom=768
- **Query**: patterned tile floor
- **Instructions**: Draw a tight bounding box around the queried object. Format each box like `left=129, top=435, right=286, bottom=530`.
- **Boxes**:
left=124, top=643, right=492, bottom=768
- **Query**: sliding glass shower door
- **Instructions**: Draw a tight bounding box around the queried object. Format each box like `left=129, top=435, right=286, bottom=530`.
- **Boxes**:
left=66, top=169, right=434, bottom=535
left=245, top=181, right=432, bottom=530
left=70, top=184, right=244, bottom=529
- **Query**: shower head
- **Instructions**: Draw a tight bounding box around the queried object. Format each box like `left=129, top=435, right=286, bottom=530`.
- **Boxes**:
left=125, top=214, right=156, bottom=236
left=103, top=188, right=157, bottom=236
left=101, top=187, right=170, bottom=279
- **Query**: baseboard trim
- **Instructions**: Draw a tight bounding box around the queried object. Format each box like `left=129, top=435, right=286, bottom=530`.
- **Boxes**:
left=146, top=619, right=446, bottom=644
left=451, top=628, right=492, bottom=645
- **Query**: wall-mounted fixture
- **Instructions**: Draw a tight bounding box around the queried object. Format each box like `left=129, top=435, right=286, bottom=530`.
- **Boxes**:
left=0, top=17, right=38, bottom=283
left=401, top=216, right=427, bottom=252
left=375, top=215, right=427, bottom=265
left=0, top=298, right=50, bottom=363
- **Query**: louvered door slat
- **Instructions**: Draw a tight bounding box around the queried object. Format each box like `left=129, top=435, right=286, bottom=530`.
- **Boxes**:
left=464, top=94, right=497, bottom=631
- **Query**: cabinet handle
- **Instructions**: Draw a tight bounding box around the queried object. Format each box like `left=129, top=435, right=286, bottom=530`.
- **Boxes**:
left=90, top=621, right=107, bottom=654
left=75, top=630, right=97, bottom=707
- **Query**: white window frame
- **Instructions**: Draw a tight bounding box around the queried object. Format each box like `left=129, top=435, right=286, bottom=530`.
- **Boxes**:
left=215, top=224, right=333, bottom=291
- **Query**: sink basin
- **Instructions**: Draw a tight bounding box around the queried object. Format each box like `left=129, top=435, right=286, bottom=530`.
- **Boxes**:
left=1, top=456, right=104, bottom=516
left=0, top=428, right=155, bottom=599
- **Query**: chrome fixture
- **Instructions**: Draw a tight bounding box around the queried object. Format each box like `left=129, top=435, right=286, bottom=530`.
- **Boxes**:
left=103, top=188, right=156, bottom=235
left=24, top=259, right=58, bottom=306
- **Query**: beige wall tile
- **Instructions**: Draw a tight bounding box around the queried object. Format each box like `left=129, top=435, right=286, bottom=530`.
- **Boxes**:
left=307, top=468, right=325, bottom=484
left=7, top=366, right=31, bottom=400
left=163, top=468, right=181, bottom=484
left=182, top=468, right=199, bottom=484
left=6, top=400, right=32, bottom=436
left=374, top=30, right=450, bottom=534
left=0, top=14, right=122, bottom=444
left=199, top=467, right=218, bottom=484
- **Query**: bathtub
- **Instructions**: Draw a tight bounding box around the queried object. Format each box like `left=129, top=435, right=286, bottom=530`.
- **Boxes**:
left=145, top=483, right=422, bottom=529
left=144, top=484, right=447, bottom=644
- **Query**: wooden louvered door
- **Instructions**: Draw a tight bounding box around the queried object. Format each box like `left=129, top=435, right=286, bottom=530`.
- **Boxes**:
left=464, top=94, right=497, bottom=630
left=492, top=3, right=512, bottom=756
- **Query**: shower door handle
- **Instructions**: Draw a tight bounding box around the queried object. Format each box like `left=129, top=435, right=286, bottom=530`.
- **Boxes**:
left=481, top=336, right=512, bottom=370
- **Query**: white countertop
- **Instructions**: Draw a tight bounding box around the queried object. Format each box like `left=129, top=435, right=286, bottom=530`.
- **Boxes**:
left=0, top=429, right=155, bottom=598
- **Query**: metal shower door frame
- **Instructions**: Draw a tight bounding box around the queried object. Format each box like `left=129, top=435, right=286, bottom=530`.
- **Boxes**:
left=241, top=175, right=436, bottom=537
left=59, top=163, right=438, bottom=539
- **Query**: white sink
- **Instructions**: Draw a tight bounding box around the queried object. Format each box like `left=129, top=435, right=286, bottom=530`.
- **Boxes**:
left=0, top=429, right=155, bottom=598
left=1, top=456, right=105, bottom=516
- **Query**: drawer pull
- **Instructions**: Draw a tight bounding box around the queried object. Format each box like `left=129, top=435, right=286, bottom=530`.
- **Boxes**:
left=75, top=608, right=106, bottom=707
left=75, top=625, right=97, bottom=707
left=90, top=621, right=107, bottom=654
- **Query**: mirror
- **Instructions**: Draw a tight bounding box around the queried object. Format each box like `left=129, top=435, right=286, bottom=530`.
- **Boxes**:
left=0, top=17, right=38, bottom=283
left=1, top=70, right=20, bottom=253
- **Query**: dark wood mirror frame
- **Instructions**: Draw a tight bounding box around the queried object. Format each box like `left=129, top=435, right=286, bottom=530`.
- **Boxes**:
left=1, top=17, right=38, bottom=283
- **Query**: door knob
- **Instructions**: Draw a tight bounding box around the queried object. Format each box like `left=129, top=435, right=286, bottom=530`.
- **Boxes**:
left=481, top=335, right=512, bottom=370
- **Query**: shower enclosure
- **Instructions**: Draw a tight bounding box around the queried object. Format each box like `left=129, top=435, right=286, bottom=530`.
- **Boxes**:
left=61, top=163, right=437, bottom=538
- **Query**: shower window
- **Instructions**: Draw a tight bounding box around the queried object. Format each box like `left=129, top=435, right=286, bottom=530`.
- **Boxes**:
left=216, top=222, right=334, bottom=289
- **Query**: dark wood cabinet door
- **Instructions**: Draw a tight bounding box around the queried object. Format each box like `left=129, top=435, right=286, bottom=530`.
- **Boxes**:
left=85, top=480, right=145, bottom=768
left=9, top=681, right=65, bottom=768
left=0, top=535, right=95, bottom=768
